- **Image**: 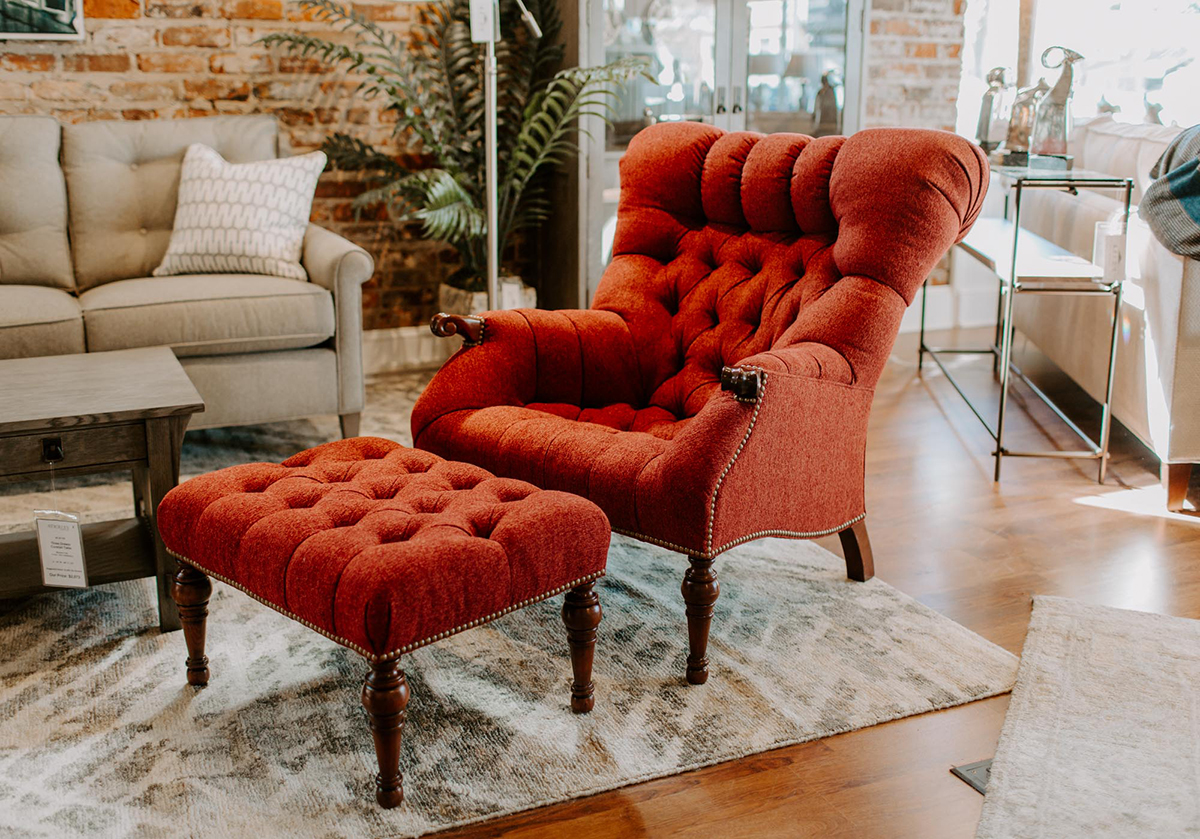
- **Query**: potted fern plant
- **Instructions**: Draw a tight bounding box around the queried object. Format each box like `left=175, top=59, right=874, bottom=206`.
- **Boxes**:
left=262, top=0, right=645, bottom=314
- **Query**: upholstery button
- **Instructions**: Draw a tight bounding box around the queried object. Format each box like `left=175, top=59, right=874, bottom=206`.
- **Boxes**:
left=130, top=162, right=138, bottom=170
left=139, top=227, right=148, bottom=235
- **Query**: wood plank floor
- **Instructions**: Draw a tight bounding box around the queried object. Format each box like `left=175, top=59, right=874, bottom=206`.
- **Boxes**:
left=438, top=328, right=1200, bottom=839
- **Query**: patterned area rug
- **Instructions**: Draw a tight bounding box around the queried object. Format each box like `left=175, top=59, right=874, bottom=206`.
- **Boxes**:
left=1, top=536, right=1016, bottom=839
left=976, top=596, right=1200, bottom=839
left=0, top=372, right=1017, bottom=837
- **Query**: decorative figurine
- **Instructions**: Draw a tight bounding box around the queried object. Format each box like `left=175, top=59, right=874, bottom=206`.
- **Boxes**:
left=1030, top=46, right=1084, bottom=156
left=975, top=67, right=1012, bottom=153
left=1006, top=77, right=1050, bottom=154
left=813, top=71, right=841, bottom=137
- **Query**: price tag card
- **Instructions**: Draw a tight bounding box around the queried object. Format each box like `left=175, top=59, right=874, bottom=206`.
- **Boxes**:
left=35, top=511, right=88, bottom=589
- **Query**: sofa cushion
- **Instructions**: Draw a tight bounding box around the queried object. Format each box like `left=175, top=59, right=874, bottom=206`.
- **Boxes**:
left=0, top=285, right=85, bottom=359
left=79, top=274, right=335, bottom=357
left=1073, top=116, right=1182, bottom=202
left=0, top=117, right=74, bottom=290
left=61, top=115, right=280, bottom=291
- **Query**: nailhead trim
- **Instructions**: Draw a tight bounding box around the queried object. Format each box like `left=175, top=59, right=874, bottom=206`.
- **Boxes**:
left=613, top=512, right=866, bottom=561
left=463, top=317, right=486, bottom=348
left=167, top=547, right=605, bottom=663
left=705, top=367, right=767, bottom=555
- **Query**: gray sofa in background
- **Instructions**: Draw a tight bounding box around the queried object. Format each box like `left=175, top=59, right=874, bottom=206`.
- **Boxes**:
left=0, top=113, right=373, bottom=437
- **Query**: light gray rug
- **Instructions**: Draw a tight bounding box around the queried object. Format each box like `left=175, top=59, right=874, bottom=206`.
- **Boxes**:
left=977, top=596, right=1200, bottom=839
left=0, top=535, right=1017, bottom=838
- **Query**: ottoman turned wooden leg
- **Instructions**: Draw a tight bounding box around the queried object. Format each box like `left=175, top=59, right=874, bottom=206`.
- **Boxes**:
left=362, top=658, right=410, bottom=809
left=562, top=582, right=602, bottom=713
left=171, top=562, right=212, bottom=687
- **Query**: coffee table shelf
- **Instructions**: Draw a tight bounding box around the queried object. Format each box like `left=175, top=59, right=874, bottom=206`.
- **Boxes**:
left=0, top=347, right=203, bottom=631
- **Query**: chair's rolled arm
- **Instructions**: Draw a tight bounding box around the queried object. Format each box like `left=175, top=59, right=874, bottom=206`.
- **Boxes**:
left=430, top=312, right=485, bottom=346
left=720, top=366, right=763, bottom=402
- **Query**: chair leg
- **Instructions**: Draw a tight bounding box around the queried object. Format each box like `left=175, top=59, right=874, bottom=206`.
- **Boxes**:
left=562, top=582, right=602, bottom=713
left=339, top=412, right=362, bottom=439
left=171, top=562, right=213, bottom=686
left=362, top=658, right=409, bottom=809
left=838, top=519, right=875, bottom=582
left=1164, top=463, right=1192, bottom=512
left=681, top=555, right=719, bottom=685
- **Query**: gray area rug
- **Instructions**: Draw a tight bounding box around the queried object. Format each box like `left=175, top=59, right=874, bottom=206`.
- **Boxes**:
left=0, top=536, right=1017, bottom=838
left=977, top=596, right=1200, bottom=839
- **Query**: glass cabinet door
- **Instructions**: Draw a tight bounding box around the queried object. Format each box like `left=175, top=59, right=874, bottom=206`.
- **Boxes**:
left=736, top=0, right=854, bottom=137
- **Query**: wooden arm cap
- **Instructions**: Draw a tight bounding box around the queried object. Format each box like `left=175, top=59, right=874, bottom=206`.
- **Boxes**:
left=430, top=312, right=485, bottom=346
left=720, top=366, right=762, bottom=402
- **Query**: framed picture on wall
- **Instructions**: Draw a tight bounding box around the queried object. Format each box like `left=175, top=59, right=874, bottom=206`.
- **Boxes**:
left=0, top=0, right=85, bottom=40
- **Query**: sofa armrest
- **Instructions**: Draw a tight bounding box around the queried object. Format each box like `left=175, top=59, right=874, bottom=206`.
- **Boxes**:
left=412, top=308, right=643, bottom=446
left=301, top=224, right=373, bottom=415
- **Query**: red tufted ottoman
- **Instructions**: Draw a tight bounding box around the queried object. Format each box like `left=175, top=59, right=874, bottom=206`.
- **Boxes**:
left=156, top=437, right=610, bottom=808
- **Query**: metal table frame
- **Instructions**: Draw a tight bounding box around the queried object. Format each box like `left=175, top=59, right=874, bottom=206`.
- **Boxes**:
left=918, top=171, right=1134, bottom=483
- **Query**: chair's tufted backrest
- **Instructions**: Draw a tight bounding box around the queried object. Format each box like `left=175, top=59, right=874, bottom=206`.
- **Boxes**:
left=593, top=122, right=987, bottom=420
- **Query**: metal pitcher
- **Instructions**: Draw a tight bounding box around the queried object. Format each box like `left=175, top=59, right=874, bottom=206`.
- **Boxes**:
left=1031, top=46, right=1084, bottom=156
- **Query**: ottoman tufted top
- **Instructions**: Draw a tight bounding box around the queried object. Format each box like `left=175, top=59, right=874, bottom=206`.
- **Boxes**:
left=157, top=437, right=611, bottom=660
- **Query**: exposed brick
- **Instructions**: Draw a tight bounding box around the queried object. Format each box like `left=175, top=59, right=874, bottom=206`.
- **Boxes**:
left=906, top=42, right=939, bottom=59
left=184, top=78, right=250, bottom=100
left=137, top=52, right=208, bottom=73
left=1, top=54, right=56, bottom=72
left=63, top=54, right=132, bottom=73
left=122, top=108, right=161, bottom=119
left=147, top=0, right=216, bottom=17
left=278, top=55, right=326, bottom=73
left=0, top=81, right=29, bottom=100
left=351, top=2, right=409, bottom=22
left=160, top=25, right=231, bottom=46
left=220, top=0, right=282, bottom=18
left=108, top=80, right=183, bottom=100
left=208, top=51, right=271, bottom=73
left=30, top=80, right=93, bottom=101
left=83, top=0, right=141, bottom=18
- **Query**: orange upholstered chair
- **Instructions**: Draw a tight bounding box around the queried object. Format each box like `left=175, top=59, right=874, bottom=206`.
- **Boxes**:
left=412, top=122, right=988, bottom=684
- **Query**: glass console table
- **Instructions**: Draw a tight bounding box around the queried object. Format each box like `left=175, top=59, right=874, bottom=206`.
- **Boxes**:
left=917, top=167, right=1134, bottom=483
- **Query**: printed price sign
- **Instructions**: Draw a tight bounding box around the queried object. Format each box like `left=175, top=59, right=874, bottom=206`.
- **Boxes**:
left=35, top=512, right=88, bottom=589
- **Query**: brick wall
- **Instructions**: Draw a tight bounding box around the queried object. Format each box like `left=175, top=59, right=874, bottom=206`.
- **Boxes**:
left=865, top=0, right=965, bottom=285
left=865, top=0, right=965, bottom=131
left=0, top=0, right=454, bottom=329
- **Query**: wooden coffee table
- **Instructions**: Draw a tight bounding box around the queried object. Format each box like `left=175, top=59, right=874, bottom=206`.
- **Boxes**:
left=0, top=347, right=204, bottom=631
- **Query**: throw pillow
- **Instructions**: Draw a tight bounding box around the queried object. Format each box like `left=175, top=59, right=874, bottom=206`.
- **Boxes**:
left=153, top=144, right=326, bottom=281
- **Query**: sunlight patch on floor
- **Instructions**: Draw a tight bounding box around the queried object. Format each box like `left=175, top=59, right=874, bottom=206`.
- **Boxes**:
left=1074, top=485, right=1200, bottom=522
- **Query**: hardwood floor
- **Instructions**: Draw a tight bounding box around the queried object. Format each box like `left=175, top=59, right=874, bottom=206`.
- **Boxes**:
left=438, top=328, right=1200, bottom=839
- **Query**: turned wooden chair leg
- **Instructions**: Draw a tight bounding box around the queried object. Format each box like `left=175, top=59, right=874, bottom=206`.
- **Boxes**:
left=339, top=412, right=362, bottom=439
left=171, top=562, right=213, bottom=686
left=362, top=658, right=410, bottom=809
left=681, top=555, right=719, bottom=685
left=562, top=582, right=602, bottom=713
left=1163, top=463, right=1192, bottom=512
left=838, top=519, right=875, bottom=582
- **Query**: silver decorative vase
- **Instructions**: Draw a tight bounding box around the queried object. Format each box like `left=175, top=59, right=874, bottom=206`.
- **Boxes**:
left=1030, top=47, right=1084, bottom=156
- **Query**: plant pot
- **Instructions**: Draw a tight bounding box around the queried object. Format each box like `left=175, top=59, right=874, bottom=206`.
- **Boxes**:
left=438, top=276, right=537, bottom=315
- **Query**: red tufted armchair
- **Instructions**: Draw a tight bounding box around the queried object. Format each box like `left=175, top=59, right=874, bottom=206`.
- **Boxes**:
left=412, top=122, right=987, bottom=685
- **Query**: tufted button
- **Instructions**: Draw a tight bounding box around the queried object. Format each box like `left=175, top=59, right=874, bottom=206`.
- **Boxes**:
left=130, top=162, right=139, bottom=170
left=139, top=227, right=148, bottom=236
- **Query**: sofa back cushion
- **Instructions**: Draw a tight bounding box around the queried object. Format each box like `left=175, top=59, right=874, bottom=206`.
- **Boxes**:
left=598, top=122, right=987, bottom=406
left=0, top=116, right=75, bottom=289
left=61, top=115, right=280, bottom=290
left=1073, top=116, right=1182, bottom=202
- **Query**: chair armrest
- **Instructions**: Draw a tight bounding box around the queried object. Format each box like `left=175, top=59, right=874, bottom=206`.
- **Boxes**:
left=301, top=224, right=373, bottom=414
left=658, top=360, right=874, bottom=555
left=412, top=308, right=643, bottom=446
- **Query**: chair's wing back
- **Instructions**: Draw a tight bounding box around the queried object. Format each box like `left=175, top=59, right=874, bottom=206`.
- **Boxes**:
left=594, top=122, right=987, bottom=409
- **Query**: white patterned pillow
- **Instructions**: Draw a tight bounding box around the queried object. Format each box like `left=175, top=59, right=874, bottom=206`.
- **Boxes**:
left=153, top=144, right=326, bottom=281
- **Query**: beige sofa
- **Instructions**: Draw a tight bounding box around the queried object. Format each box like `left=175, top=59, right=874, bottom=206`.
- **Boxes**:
left=1001, top=116, right=1200, bottom=507
left=0, top=114, right=373, bottom=436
